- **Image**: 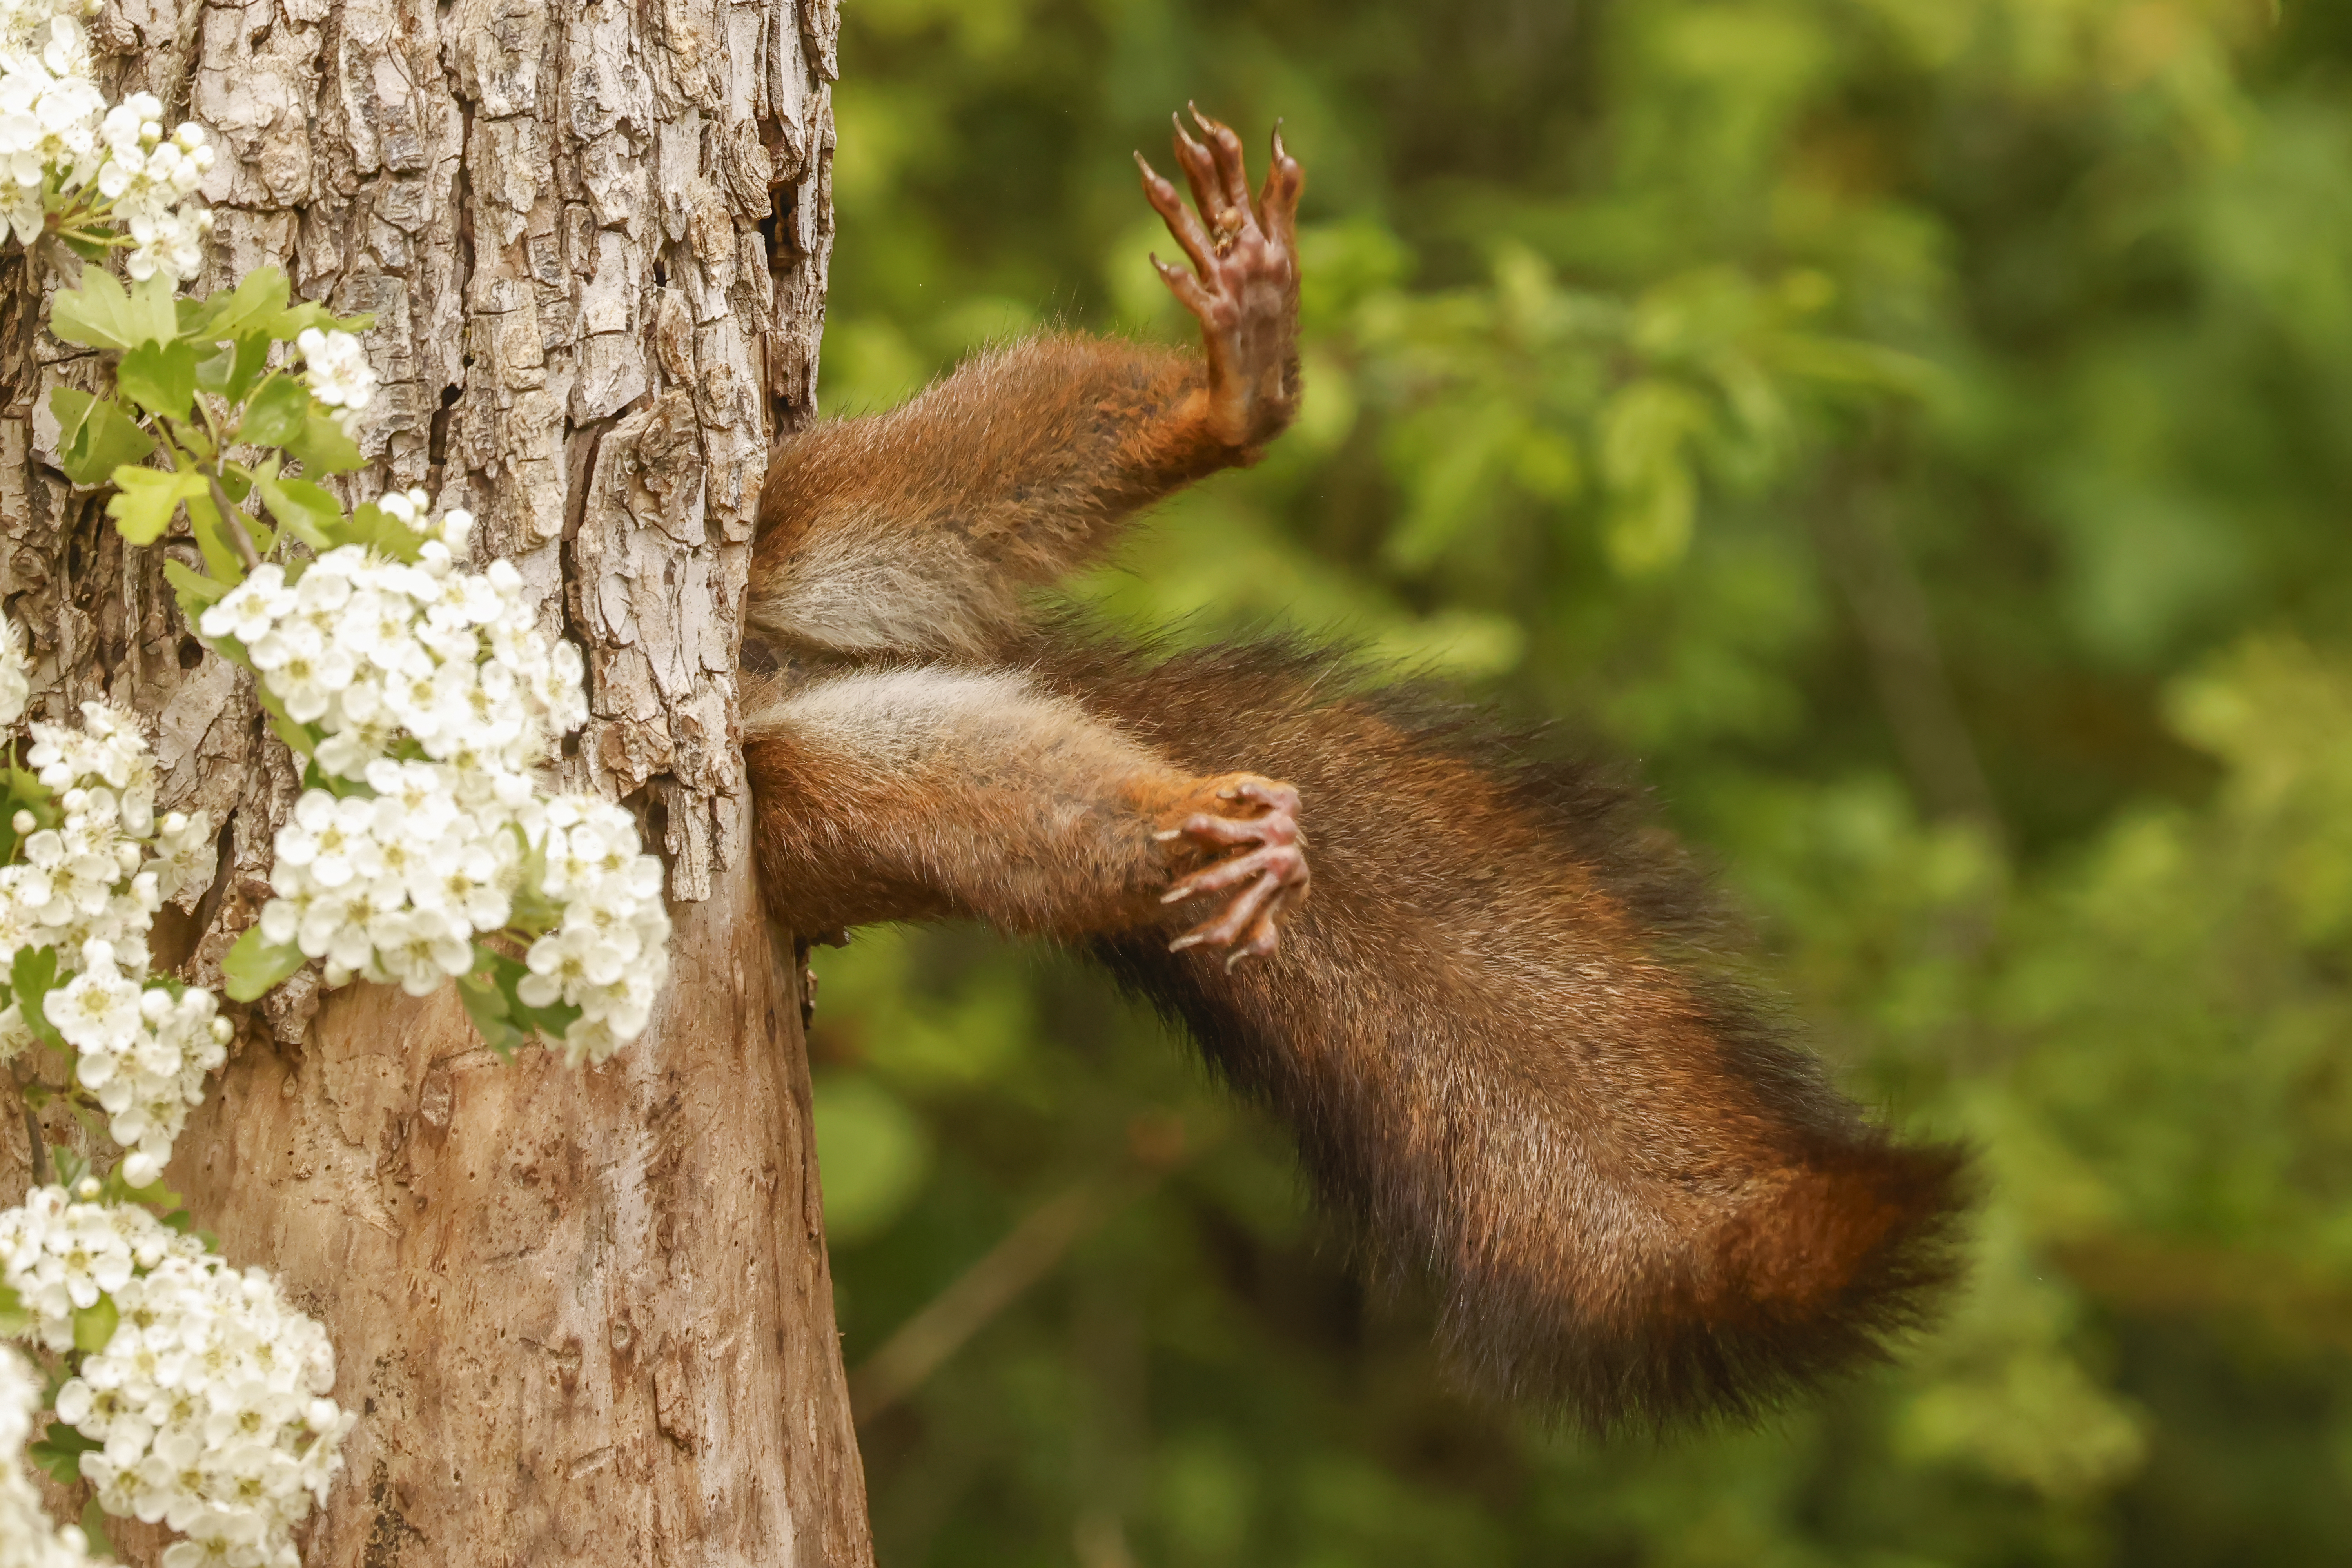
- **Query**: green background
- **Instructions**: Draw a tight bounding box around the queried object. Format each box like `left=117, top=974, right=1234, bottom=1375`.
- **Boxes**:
left=803, top=1, right=2352, bottom=1561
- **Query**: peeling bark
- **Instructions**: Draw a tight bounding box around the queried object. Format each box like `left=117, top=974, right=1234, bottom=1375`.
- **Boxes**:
left=0, top=0, right=869, bottom=1561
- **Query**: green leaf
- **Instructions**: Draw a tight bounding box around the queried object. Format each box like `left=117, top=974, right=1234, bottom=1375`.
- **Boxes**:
left=178, top=265, right=291, bottom=341
left=71, top=1294, right=117, bottom=1354
left=79, top=1497, right=115, bottom=1560
left=100, top=1158, right=184, bottom=1209
left=473, top=945, right=582, bottom=1047
left=0, top=1279, right=30, bottom=1336
left=223, top=924, right=306, bottom=1002
left=278, top=299, right=374, bottom=339
left=28, top=1423, right=100, bottom=1486
left=4, top=767, right=53, bottom=819
left=49, top=268, right=181, bottom=350
left=238, top=373, right=312, bottom=448
left=105, top=466, right=208, bottom=546
left=457, top=958, right=523, bottom=1063
left=506, top=832, right=564, bottom=935
left=250, top=680, right=317, bottom=758
left=285, top=408, right=364, bottom=475
left=11, top=946, right=62, bottom=1049
left=116, top=338, right=200, bottom=422
left=49, top=388, right=157, bottom=487
left=254, top=472, right=344, bottom=551
left=184, top=486, right=274, bottom=581
left=163, top=557, right=232, bottom=630
left=196, top=331, right=274, bottom=403
left=334, top=500, right=425, bottom=563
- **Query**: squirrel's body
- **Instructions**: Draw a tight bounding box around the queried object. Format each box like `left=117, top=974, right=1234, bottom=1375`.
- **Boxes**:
left=740, top=114, right=1963, bottom=1430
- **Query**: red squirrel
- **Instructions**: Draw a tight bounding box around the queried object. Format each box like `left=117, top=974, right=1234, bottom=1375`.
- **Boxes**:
left=741, top=110, right=1965, bottom=1431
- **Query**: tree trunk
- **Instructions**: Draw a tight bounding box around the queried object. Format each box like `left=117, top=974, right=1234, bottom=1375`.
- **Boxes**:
left=0, top=0, right=873, bottom=1563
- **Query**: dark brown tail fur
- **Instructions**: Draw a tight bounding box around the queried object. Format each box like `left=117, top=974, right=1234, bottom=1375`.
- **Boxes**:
left=1031, top=630, right=1968, bottom=1431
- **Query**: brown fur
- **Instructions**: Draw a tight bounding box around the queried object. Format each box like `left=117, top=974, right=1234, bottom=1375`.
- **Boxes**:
left=1040, top=633, right=1965, bottom=1426
left=738, top=116, right=1965, bottom=1431
left=748, top=336, right=1243, bottom=662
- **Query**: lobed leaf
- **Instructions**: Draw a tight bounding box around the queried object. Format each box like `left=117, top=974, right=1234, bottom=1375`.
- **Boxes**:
left=116, top=338, right=200, bottom=422
left=49, top=387, right=157, bottom=487
left=238, top=373, right=311, bottom=447
left=254, top=471, right=344, bottom=552
left=164, top=557, right=231, bottom=631
left=71, top=1294, right=117, bottom=1354
left=222, top=924, right=306, bottom=1002
left=10, top=944, right=62, bottom=1048
left=177, top=266, right=292, bottom=341
left=287, top=407, right=365, bottom=474
left=194, top=332, right=273, bottom=403
left=457, top=962, right=524, bottom=1063
left=0, top=1280, right=29, bottom=1337
left=105, top=466, right=208, bottom=546
left=80, top=1498, right=115, bottom=1560
left=337, top=500, right=426, bottom=562
left=49, top=269, right=180, bottom=351
left=28, top=1423, right=100, bottom=1486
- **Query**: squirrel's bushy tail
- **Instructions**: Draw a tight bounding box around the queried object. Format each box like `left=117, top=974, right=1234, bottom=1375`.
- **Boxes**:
left=1037, top=632, right=1967, bottom=1431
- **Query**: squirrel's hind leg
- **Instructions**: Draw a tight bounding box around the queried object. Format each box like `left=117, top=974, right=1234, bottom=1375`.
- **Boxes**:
left=745, top=665, right=1308, bottom=956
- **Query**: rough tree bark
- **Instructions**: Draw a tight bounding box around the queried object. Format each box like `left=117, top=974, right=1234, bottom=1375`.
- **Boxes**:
left=0, top=0, right=874, bottom=1563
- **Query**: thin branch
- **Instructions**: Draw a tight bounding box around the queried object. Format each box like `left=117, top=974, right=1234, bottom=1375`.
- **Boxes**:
left=206, top=474, right=261, bottom=572
left=1817, top=466, right=2006, bottom=852
left=849, top=1128, right=1201, bottom=1422
left=11, top=1066, right=44, bottom=1187
left=850, top=1180, right=1136, bottom=1422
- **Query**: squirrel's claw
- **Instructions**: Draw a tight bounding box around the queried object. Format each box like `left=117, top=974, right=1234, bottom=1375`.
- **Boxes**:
left=1138, top=105, right=1304, bottom=451
left=1160, top=774, right=1309, bottom=962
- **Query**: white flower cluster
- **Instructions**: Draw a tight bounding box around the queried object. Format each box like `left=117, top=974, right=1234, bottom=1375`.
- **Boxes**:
left=0, top=695, right=223, bottom=1176
left=0, top=613, right=26, bottom=728
left=51, top=938, right=231, bottom=1187
left=0, top=1345, right=94, bottom=1568
left=0, top=1189, right=353, bottom=1568
left=0, top=3, right=213, bottom=279
left=293, top=327, right=375, bottom=417
left=0, top=18, right=97, bottom=245
left=96, top=93, right=216, bottom=283
left=199, top=504, right=585, bottom=777
left=200, top=494, right=667, bottom=1065
left=523, top=794, right=671, bottom=1064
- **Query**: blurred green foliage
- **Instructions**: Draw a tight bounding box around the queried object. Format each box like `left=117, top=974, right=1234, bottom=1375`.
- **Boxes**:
left=802, top=0, right=2352, bottom=1561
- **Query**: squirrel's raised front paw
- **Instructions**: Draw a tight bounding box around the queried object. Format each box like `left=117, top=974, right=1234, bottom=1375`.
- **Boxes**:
left=1134, top=107, right=1303, bottom=451
left=1156, top=774, right=1309, bottom=967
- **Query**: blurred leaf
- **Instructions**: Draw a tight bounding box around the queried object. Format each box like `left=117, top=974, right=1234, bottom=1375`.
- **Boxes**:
left=223, top=926, right=305, bottom=1002
left=811, top=1073, right=932, bottom=1242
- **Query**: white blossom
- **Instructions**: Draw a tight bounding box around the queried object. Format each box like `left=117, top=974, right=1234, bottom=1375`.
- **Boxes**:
left=0, top=1343, right=96, bottom=1568
left=0, top=9, right=215, bottom=281
left=292, top=327, right=375, bottom=413
left=218, top=503, right=671, bottom=1063
left=0, top=613, right=27, bottom=729
left=0, top=1190, right=353, bottom=1568
left=0, top=667, right=227, bottom=1167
